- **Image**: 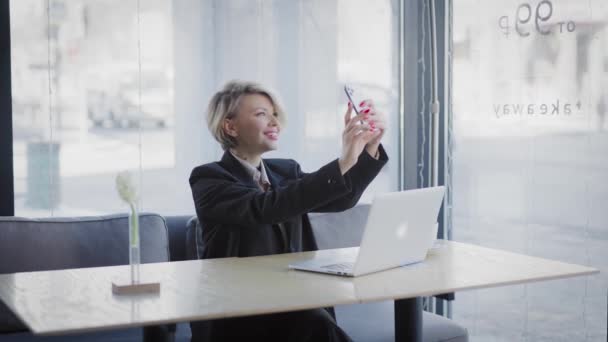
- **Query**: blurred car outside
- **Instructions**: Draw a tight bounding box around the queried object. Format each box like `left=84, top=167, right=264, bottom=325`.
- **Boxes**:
left=86, top=65, right=173, bottom=129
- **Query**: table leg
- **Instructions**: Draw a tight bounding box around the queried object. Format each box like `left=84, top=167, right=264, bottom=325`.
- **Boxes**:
left=394, top=297, right=422, bottom=342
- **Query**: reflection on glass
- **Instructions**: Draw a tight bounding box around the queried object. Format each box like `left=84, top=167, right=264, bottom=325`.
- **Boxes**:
left=453, top=0, right=607, bottom=340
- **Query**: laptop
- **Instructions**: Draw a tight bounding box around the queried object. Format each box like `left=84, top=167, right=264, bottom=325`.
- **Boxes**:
left=289, top=186, right=445, bottom=277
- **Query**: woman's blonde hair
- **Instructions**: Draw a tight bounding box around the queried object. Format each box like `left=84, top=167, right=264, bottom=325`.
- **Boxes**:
left=207, top=80, right=287, bottom=150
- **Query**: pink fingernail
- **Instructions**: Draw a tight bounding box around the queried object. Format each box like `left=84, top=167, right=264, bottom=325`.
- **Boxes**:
left=363, top=108, right=370, bottom=114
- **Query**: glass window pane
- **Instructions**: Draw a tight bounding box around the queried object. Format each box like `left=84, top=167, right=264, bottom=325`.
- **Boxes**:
left=453, top=0, right=608, bottom=340
left=11, top=0, right=399, bottom=217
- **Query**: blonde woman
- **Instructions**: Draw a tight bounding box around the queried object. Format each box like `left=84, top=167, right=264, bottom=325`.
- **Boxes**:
left=189, top=80, right=388, bottom=341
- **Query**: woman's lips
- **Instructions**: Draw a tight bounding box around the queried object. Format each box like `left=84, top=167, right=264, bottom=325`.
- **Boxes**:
left=264, top=132, right=279, bottom=141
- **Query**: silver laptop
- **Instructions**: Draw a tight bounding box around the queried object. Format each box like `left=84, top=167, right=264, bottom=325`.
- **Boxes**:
left=289, top=186, right=445, bottom=277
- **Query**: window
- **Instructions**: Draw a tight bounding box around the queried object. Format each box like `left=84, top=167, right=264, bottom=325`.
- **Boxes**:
left=452, top=0, right=607, bottom=340
left=10, top=0, right=399, bottom=217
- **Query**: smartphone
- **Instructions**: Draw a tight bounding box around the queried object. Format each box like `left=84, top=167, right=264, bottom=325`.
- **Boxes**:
left=344, top=85, right=362, bottom=115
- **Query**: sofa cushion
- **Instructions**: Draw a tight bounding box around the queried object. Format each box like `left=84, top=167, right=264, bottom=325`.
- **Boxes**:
left=165, top=215, right=194, bottom=262
left=0, top=213, right=170, bottom=333
left=185, top=216, right=201, bottom=260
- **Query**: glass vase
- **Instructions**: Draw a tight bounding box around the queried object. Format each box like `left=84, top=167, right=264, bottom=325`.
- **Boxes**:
left=129, top=207, right=140, bottom=284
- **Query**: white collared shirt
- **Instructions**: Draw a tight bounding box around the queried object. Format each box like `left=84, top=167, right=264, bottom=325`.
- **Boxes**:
left=229, top=151, right=271, bottom=191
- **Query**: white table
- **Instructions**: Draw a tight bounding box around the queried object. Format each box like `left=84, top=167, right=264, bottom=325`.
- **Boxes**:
left=0, top=240, right=599, bottom=341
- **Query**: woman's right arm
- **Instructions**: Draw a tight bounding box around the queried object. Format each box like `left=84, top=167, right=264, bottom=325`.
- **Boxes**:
left=190, top=159, right=352, bottom=226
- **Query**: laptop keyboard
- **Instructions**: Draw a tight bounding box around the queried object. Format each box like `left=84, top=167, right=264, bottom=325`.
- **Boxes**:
left=321, top=262, right=354, bottom=272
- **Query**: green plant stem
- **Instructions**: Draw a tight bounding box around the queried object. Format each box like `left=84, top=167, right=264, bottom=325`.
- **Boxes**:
left=129, top=203, right=139, bottom=247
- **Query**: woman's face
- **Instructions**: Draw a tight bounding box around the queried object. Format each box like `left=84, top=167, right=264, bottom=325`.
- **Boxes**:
left=227, top=94, right=281, bottom=154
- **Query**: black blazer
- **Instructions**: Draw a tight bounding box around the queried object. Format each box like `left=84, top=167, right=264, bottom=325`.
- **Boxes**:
left=189, top=146, right=388, bottom=259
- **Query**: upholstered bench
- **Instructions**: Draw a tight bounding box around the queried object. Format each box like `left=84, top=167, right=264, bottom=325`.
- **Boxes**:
left=0, top=208, right=468, bottom=342
left=0, top=214, right=173, bottom=342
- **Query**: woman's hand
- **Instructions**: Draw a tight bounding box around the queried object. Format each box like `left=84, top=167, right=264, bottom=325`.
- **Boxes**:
left=359, top=99, right=387, bottom=159
left=338, top=102, right=382, bottom=174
